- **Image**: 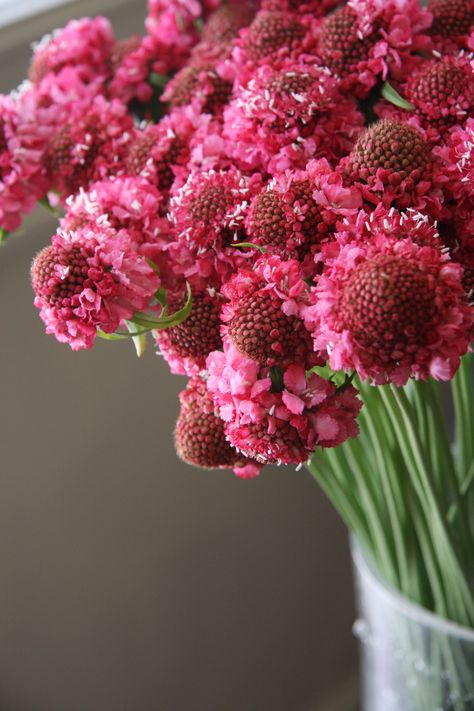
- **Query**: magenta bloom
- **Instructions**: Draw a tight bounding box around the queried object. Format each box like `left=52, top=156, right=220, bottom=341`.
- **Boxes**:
left=108, top=34, right=160, bottom=104
left=317, top=0, right=432, bottom=97
left=61, top=176, right=169, bottom=262
left=206, top=342, right=361, bottom=466
left=406, top=56, right=474, bottom=133
left=223, top=60, right=364, bottom=173
left=155, top=286, right=224, bottom=375
left=220, top=255, right=317, bottom=370
left=29, top=17, right=115, bottom=85
left=306, top=214, right=473, bottom=385
left=0, top=94, right=48, bottom=232
left=170, top=167, right=262, bottom=250
left=125, top=107, right=204, bottom=193
left=42, top=95, right=134, bottom=200
left=340, top=119, right=446, bottom=218
left=31, top=226, right=160, bottom=350
left=175, top=374, right=262, bottom=478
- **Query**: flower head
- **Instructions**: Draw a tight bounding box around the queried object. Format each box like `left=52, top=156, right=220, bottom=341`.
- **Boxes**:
left=31, top=226, right=160, bottom=349
left=342, top=119, right=444, bottom=216
left=206, top=343, right=361, bottom=465
left=43, top=95, right=133, bottom=200
left=306, top=215, right=473, bottom=384
left=29, top=17, right=115, bottom=85
left=221, top=255, right=316, bottom=369
left=155, top=286, right=224, bottom=375
left=223, top=60, right=364, bottom=172
left=175, top=375, right=261, bottom=476
left=317, top=0, right=432, bottom=96
left=406, top=56, right=474, bottom=132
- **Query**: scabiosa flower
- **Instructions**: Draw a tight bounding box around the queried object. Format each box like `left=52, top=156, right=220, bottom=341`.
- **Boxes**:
left=233, top=10, right=313, bottom=76
left=201, top=2, right=256, bottom=44
left=43, top=95, right=134, bottom=200
left=161, top=64, right=233, bottom=115
left=245, top=172, right=337, bottom=261
left=317, top=0, right=432, bottom=97
left=155, top=286, right=224, bottom=375
left=60, top=176, right=169, bottom=260
left=434, top=117, right=474, bottom=211
left=31, top=226, right=160, bottom=350
left=406, top=56, right=474, bottom=133
left=306, top=222, right=473, bottom=385
left=125, top=108, right=200, bottom=193
left=427, top=0, right=474, bottom=50
left=341, top=119, right=445, bottom=216
left=175, top=375, right=261, bottom=477
left=261, top=0, right=339, bottom=15
left=221, top=255, right=316, bottom=369
left=170, top=168, right=261, bottom=250
left=0, top=94, right=48, bottom=232
left=108, top=34, right=160, bottom=104
left=145, top=0, right=206, bottom=71
left=223, top=60, right=364, bottom=173
left=206, top=343, right=361, bottom=465
left=28, top=17, right=115, bottom=86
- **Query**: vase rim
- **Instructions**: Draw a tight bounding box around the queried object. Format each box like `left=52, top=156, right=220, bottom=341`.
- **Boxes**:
left=351, top=536, right=474, bottom=642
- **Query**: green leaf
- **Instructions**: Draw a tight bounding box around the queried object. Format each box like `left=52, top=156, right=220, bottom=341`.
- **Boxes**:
left=125, top=320, right=148, bottom=357
left=149, top=72, right=169, bottom=90
left=154, top=285, right=168, bottom=309
left=0, top=228, right=8, bottom=244
left=381, top=82, right=415, bottom=111
left=38, top=196, right=58, bottom=216
left=132, top=282, right=193, bottom=331
left=311, top=364, right=347, bottom=388
left=233, top=242, right=267, bottom=254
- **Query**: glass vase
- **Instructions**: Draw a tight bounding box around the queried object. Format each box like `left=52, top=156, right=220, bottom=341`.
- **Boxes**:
left=352, top=539, right=474, bottom=711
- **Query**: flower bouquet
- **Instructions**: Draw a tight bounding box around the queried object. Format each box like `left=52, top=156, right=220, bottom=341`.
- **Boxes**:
left=1, top=0, right=473, bottom=707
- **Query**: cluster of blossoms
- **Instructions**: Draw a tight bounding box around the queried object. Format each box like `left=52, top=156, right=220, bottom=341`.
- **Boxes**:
left=2, top=0, right=473, bottom=478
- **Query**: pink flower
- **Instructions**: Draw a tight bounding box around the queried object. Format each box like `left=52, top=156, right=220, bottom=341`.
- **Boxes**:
left=220, top=255, right=318, bottom=369
left=306, top=215, right=473, bottom=385
left=340, top=119, right=446, bottom=219
left=155, top=286, right=224, bottom=375
left=406, top=56, right=474, bottom=134
left=317, top=0, right=432, bottom=97
left=42, top=95, right=134, bottom=200
left=60, top=176, right=169, bottom=262
left=162, top=64, right=233, bottom=115
left=169, top=167, right=262, bottom=250
left=175, top=374, right=262, bottom=477
left=125, top=107, right=204, bottom=193
left=31, top=226, right=160, bottom=350
left=223, top=60, right=364, bottom=173
left=29, top=17, right=115, bottom=85
left=232, top=10, right=315, bottom=78
left=427, top=0, right=474, bottom=53
left=206, top=342, right=361, bottom=465
left=0, top=93, right=48, bottom=232
left=108, top=34, right=161, bottom=104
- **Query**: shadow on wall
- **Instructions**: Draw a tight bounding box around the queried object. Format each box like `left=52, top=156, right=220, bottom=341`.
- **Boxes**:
left=0, top=3, right=358, bottom=710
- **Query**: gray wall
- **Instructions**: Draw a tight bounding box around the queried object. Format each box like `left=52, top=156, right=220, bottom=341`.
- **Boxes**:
left=0, top=3, right=358, bottom=710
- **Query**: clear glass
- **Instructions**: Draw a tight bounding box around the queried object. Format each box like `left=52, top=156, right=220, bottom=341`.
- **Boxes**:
left=352, top=539, right=474, bottom=711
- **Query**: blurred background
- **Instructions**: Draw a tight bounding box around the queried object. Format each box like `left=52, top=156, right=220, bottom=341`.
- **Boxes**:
left=0, top=2, right=358, bottom=709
